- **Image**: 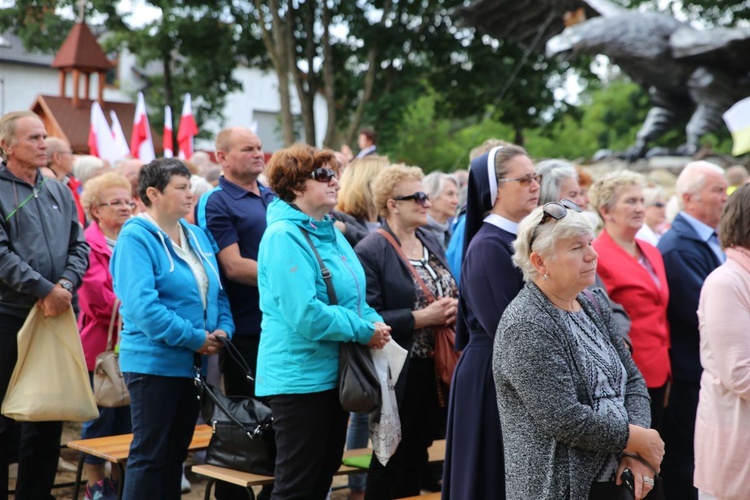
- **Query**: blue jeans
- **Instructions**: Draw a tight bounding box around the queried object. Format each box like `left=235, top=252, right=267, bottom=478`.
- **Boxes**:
left=81, top=371, right=132, bottom=465
left=346, top=412, right=370, bottom=491
left=122, top=373, right=199, bottom=500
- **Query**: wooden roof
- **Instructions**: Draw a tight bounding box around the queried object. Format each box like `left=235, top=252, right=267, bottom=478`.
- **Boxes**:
left=31, top=95, right=162, bottom=157
left=51, top=22, right=111, bottom=72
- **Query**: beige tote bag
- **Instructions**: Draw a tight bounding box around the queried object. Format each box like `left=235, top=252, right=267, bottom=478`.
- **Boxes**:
left=1, top=305, right=99, bottom=422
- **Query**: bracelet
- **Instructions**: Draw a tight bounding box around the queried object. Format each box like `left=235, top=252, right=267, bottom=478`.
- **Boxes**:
left=621, top=451, right=659, bottom=478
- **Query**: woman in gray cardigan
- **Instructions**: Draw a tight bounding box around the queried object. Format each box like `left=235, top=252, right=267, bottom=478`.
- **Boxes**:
left=493, top=201, right=664, bottom=500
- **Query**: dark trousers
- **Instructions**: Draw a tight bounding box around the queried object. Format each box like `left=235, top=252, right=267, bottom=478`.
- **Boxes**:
left=122, top=373, right=199, bottom=500
left=0, top=313, right=63, bottom=500
left=661, top=380, right=699, bottom=500
left=648, top=383, right=667, bottom=434
left=268, top=389, right=348, bottom=500
left=366, top=357, right=439, bottom=500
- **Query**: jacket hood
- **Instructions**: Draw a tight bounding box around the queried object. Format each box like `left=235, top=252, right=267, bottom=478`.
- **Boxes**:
left=266, top=198, right=336, bottom=241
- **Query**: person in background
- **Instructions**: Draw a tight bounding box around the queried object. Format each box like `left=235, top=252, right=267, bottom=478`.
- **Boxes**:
left=355, top=163, right=458, bottom=500
left=495, top=202, right=663, bottom=500
left=256, top=144, right=390, bottom=500
left=694, top=184, right=750, bottom=500
left=657, top=161, right=728, bottom=500
left=196, top=126, right=276, bottom=500
left=535, top=159, right=586, bottom=207
left=443, top=143, right=540, bottom=499
left=423, top=171, right=460, bottom=251
left=590, top=170, right=670, bottom=433
left=111, top=158, right=234, bottom=499
left=332, top=155, right=390, bottom=247
left=445, top=138, right=505, bottom=285
left=46, top=136, right=85, bottom=225
left=78, top=172, right=135, bottom=500
left=330, top=153, right=390, bottom=500
left=0, top=110, right=89, bottom=499
left=577, top=165, right=594, bottom=210
left=725, top=164, right=748, bottom=195
left=115, top=158, right=146, bottom=213
left=73, top=155, right=107, bottom=187
left=355, top=128, right=378, bottom=158
left=635, top=185, right=668, bottom=246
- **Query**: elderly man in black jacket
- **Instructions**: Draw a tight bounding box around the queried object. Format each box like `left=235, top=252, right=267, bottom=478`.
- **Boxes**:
left=0, top=110, right=89, bottom=499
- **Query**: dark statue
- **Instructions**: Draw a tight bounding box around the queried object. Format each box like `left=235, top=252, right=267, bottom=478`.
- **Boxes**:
left=454, top=0, right=750, bottom=159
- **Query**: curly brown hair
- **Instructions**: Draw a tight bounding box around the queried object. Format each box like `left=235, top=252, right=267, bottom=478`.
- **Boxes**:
left=720, top=184, right=750, bottom=249
left=266, top=144, right=336, bottom=202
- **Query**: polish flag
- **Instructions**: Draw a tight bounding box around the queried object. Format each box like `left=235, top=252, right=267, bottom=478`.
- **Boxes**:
left=88, top=101, right=117, bottom=164
left=163, top=105, right=174, bottom=158
left=177, top=93, right=199, bottom=160
left=109, top=110, right=131, bottom=162
left=130, top=91, right=155, bottom=163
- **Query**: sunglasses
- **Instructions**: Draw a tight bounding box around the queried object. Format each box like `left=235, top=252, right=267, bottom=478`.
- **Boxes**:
left=529, top=198, right=583, bottom=249
left=392, top=191, right=430, bottom=207
left=310, top=167, right=338, bottom=183
left=498, top=173, right=542, bottom=187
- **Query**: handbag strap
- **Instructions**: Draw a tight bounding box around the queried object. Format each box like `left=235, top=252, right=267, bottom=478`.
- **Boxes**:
left=298, top=227, right=339, bottom=305
left=216, top=335, right=255, bottom=382
left=377, top=228, right=436, bottom=303
left=106, top=298, right=122, bottom=351
left=194, top=374, right=266, bottom=438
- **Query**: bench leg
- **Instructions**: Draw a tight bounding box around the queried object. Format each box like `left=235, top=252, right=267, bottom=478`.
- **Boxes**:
left=72, top=454, right=85, bottom=499
left=204, top=478, right=215, bottom=500
left=116, top=463, right=126, bottom=500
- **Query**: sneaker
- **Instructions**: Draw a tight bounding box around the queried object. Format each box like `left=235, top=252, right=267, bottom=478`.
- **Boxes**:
left=84, top=479, right=118, bottom=500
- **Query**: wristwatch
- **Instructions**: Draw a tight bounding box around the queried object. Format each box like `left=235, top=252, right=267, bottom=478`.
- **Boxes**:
left=58, top=279, right=73, bottom=292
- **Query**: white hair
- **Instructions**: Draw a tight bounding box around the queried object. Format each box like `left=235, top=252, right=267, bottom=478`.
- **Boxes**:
left=675, top=161, right=725, bottom=210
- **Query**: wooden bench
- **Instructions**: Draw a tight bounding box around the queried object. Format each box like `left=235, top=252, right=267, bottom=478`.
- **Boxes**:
left=192, top=439, right=446, bottom=499
left=66, top=423, right=212, bottom=499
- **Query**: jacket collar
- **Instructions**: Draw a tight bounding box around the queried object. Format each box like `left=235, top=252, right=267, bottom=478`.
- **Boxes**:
left=219, top=176, right=275, bottom=202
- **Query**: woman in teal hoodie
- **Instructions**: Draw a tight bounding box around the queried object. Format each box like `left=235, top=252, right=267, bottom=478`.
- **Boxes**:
left=111, top=158, right=234, bottom=500
left=257, top=144, right=391, bottom=500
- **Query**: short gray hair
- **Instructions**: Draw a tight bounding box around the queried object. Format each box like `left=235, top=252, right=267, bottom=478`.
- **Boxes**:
left=642, top=185, right=664, bottom=207
left=513, top=205, right=595, bottom=281
left=675, top=161, right=725, bottom=210
left=423, top=171, right=458, bottom=199
left=535, top=159, right=578, bottom=205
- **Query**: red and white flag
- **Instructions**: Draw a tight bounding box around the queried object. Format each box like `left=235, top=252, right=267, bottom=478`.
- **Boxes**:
left=109, top=110, right=131, bottom=162
left=130, top=91, right=156, bottom=163
left=163, top=105, right=174, bottom=158
left=88, top=101, right=117, bottom=164
left=177, top=93, right=199, bottom=160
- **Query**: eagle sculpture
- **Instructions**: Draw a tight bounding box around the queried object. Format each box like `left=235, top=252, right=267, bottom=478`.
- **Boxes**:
left=454, top=0, right=750, bottom=158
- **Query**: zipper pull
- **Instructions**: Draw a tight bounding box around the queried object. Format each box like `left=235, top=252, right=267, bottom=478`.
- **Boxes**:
left=33, top=187, right=38, bottom=198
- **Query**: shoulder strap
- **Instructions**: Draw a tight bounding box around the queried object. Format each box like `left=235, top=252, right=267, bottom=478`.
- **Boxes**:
left=376, top=228, right=436, bottom=303
left=581, top=288, right=601, bottom=317
left=298, top=227, right=338, bottom=305
left=106, top=298, right=122, bottom=351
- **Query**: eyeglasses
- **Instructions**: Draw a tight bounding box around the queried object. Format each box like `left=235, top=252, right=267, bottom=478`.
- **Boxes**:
left=310, top=167, right=338, bottom=183
left=529, top=198, right=583, bottom=249
left=651, top=202, right=665, bottom=208
left=99, top=200, right=136, bottom=209
left=392, top=191, right=430, bottom=207
left=498, top=173, right=542, bottom=187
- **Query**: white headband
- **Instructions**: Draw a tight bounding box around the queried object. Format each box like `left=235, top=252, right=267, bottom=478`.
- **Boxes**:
left=487, top=146, right=503, bottom=206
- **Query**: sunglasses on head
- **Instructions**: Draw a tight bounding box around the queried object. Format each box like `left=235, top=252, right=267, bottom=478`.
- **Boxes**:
left=529, top=198, right=583, bottom=249
left=392, top=191, right=430, bottom=207
left=310, top=167, right=337, bottom=183
left=498, top=173, right=542, bottom=187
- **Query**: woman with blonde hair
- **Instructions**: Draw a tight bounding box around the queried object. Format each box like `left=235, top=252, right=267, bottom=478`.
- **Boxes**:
left=78, top=172, right=136, bottom=498
left=356, top=164, right=458, bottom=500
left=333, top=155, right=390, bottom=247
left=590, top=171, right=670, bottom=432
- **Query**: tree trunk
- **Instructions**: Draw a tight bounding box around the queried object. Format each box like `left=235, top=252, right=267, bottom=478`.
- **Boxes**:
left=255, top=0, right=296, bottom=146
left=286, top=1, right=316, bottom=145
left=321, top=1, right=337, bottom=147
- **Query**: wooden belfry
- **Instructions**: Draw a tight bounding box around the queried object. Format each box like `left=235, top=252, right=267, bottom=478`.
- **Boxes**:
left=51, top=21, right=111, bottom=107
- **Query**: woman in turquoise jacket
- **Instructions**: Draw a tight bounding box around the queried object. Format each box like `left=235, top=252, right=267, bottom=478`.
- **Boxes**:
left=257, top=144, right=391, bottom=500
left=111, top=158, right=234, bottom=500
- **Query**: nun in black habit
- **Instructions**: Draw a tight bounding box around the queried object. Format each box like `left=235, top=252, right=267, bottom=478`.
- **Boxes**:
left=442, top=143, right=540, bottom=499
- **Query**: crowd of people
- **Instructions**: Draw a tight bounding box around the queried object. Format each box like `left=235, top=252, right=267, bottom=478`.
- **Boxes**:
left=0, top=107, right=748, bottom=500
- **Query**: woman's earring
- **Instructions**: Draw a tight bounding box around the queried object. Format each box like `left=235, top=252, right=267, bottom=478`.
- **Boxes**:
left=543, top=273, right=549, bottom=281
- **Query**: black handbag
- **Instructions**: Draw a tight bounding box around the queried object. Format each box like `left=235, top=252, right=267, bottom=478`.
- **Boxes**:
left=298, top=228, right=381, bottom=414
left=194, top=337, right=276, bottom=476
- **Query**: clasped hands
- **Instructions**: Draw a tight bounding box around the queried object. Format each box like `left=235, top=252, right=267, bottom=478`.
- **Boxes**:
left=197, top=329, right=229, bottom=355
left=367, top=321, right=392, bottom=349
